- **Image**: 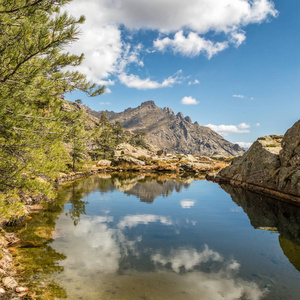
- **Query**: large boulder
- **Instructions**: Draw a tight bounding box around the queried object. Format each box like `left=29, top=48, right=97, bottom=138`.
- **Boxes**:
left=219, top=136, right=282, bottom=189
left=280, top=120, right=300, bottom=167
left=277, top=120, right=300, bottom=195
left=218, top=120, right=300, bottom=198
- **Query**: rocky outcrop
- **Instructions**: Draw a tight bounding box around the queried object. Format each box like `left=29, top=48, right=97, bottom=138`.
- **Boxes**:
left=277, top=120, right=300, bottom=196
left=86, top=101, right=245, bottom=156
left=210, top=120, right=300, bottom=201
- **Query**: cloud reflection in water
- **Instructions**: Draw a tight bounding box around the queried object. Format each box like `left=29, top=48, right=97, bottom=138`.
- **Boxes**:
left=53, top=213, right=265, bottom=299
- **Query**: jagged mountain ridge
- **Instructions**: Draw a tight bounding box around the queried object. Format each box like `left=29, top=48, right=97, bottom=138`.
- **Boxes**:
left=85, top=101, right=245, bottom=156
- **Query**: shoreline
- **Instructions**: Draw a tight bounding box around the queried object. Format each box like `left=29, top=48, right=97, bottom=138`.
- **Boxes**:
left=1, top=168, right=299, bottom=298
left=206, top=173, right=300, bottom=206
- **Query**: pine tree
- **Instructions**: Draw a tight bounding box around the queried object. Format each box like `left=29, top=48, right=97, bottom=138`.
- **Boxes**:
left=63, top=109, right=87, bottom=172
left=0, top=0, right=104, bottom=200
left=130, top=131, right=148, bottom=148
left=112, top=121, right=124, bottom=145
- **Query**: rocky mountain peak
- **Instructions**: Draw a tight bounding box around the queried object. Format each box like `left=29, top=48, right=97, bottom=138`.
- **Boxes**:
left=87, top=101, right=245, bottom=156
left=140, top=100, right=156, bottom=108
left=163, top=107, right=174, bottom=115
left=176, top=112, right=184, bottom=120
left=185, top=116, right=192, bottom=123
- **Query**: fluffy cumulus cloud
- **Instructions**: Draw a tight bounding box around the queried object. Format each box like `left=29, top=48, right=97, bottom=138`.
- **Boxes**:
left=64, top=0, right=278, bottom=88
left=118, top=70, right=182, bottom=90
left=206, top=123, right=251, bottom=135
left=154, top=31, right=228, bottom=58
left=181, top=96, right=199, bottom=105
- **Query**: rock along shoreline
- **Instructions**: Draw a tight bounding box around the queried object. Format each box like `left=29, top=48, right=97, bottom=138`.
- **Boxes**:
left=206, top=119, right=300, bottom=206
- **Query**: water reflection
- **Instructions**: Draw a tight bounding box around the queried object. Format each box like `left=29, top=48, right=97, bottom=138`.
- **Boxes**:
left=66, top=173, right=201, bottom=204
left=7, top=193, right=68, bottom=298
left=9, top=174, right=300, bottom=299
left=220, top=184, right=300, bottom=272
left=52, top=212, right=264, bottom=300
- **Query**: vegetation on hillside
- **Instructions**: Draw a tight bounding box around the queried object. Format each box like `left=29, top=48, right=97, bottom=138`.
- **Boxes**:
left=0, top=0, right=106, bottom=214
left=0, top=1, right=149, bottom=218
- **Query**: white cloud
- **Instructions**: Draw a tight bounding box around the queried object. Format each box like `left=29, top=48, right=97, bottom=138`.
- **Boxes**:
left=205, top=123, right=250, bottom=135
left=233, top=94, right=255, bottom=100
left=64, top=24, right=123, bottom=84
left=180, top=200, right=196, bottom=209
left=238, top=122, right=250, bottom=129
left=93, top=0, right=277, bottom=34
left=98, top=79, right=115, bottom=86
left=99, top=101, right=111, bottom=105
left=230, top=30, right=247, bottom=47
left=256, top=122, right=260, bottom=127
left=233, top=94, right=245, bottom=98
left=188, top=79, right=200, bottom=85
left=154, top=31, right=228, bottom=58
left=118, top=71, right=182, bottom=90
left=181, top=96, right=199, bottom=105
left=236, top=142, right=253, bottom=149
left=64, top=0, right=278, bottom=86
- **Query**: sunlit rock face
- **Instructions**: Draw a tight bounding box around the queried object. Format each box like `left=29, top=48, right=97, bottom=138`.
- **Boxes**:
left=277, top=120, right=300, bottom=196
left=219, top=119, right=300, bottom=197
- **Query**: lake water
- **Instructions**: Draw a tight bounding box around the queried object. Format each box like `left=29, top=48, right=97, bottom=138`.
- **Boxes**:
left=11, top=173, right=300, bottom=299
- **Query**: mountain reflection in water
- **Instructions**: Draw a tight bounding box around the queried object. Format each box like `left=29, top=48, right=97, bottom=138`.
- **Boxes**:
left=9, top=174, right=300, bottom=299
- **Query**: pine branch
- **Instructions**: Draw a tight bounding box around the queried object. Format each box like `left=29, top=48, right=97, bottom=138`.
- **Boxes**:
left=0, top=0, right=47, bottom=14
left=13, top=127, right=59, bottom=134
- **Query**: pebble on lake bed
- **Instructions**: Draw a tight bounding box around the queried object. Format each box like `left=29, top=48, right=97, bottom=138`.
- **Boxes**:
left=16, top=286, right=28, bottom=293
left=2, top=276, right=18, bottom=290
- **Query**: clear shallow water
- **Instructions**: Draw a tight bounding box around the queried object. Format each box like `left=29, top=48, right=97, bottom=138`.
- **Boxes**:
left=11, top=174, right=300, bottom=299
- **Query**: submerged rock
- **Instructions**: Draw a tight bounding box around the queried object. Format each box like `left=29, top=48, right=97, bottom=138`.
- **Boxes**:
left=2, top=277, right=18, bottom=290
left=16, top=287, right=28, bottom=293
left=0, top=287, right=6, bottom=295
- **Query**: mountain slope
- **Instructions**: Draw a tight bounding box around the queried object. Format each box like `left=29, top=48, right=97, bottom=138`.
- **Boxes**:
left=86, top=101, right=245, bottom=156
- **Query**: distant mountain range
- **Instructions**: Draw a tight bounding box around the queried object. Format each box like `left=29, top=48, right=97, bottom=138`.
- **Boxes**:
left=85, top=101, right=245, bottom=156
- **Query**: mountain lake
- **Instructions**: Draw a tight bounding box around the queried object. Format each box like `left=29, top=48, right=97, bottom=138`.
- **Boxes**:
left=8, top=173, right=300, bottom=299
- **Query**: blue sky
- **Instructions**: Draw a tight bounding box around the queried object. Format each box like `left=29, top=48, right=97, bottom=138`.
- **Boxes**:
left=65, top=0, right=300, bottom=148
